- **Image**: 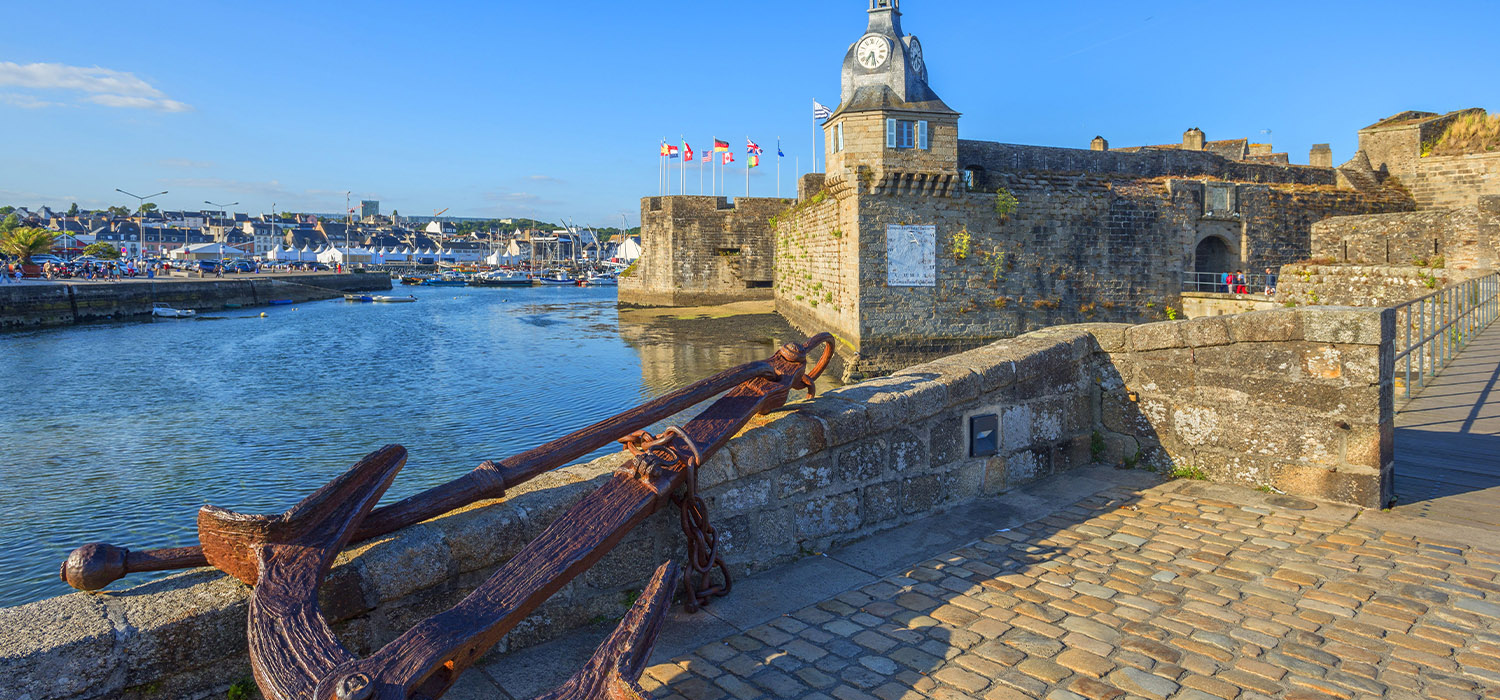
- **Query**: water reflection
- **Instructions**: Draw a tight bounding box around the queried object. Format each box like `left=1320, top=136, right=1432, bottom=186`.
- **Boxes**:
left=0, top=285, right=833, bottom=607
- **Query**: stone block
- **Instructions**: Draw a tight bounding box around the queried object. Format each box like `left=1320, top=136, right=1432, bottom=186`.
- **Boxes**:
left=954, top=459, right=986, bottom=499
left=1182, top=317, right=1232, bottom=347
left=889, top=427, right=930, bottom=474
left=927, top=413, right=965, bottom=469
left=702, top=473, right=774, bottom=518
left=902, top=474, right=948, bottom=514
left=779, top=454, right=836, bottom=498
left=861, top=481, right=903, bottom=525
left=1227, top=308, right=1303, bottom=343
left=1071, top=323, right=1131, bottom=352
left=0, top=593, right=120, bottom=699
left=795, top=396, right=870, bottom=448
left=1344, top=421, right=1394, bottom=469
left=426, top=499, right=527, bottom=576
left=795, top=491, right=862, bottom=539
left=982, top=456, right=1008, bottom=494
left=834, top=438, right=889, bottom=484
left=1270, top=461, right=1384, bottom=508
left=346, top=524, right=453, bottom=604
left=108, top=572, right=256, bottom=692
left=1127, top=322, right=1187, bottom=351
left=893, top=361, right=982, bottom=404
left=729, top=412, right=825, bottom=478
left=1301, top=307, right=1394, bottom=346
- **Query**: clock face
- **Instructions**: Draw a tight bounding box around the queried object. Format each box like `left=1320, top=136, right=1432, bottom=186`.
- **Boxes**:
left=908, top=37, right=926, bottom=78
left=856, top=35, right=889, bottom=70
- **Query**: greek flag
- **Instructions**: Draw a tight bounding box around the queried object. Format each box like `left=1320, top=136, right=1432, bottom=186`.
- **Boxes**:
left=813, top=101, right=833, bottom=120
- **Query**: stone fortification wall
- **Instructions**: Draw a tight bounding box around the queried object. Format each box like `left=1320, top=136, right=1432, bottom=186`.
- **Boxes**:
left=1276, top=264, right=1463, bottom=308
left=1403, top=153, right=1500, bottom=210
left=1090, top=308, right=1395, bottom=509
left=0, top=307, right=1394, bottom=700
left=1310, top=196, right=1499, bottom=271
left=0, top=274, right=392, bottom=330
left=775, top=166, right=1409, bottom=377
left=619, top=196, right=792, bottom=307
left=956, top=141, right=1340, bottom=186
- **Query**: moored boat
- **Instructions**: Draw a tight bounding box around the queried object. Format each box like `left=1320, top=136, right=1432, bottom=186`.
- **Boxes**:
left=468, top=270, right=532, bottom=287
left=371, top=295, right=417, bottom=303
left=583, top=272, right=619, bottom=287
left=534, top=270, right=578, bottom=286
left=151, top=303, right=196, bottom=318
left=343, top=294, right=375, bottom=302
left=399, top=276, right=426, bottom=286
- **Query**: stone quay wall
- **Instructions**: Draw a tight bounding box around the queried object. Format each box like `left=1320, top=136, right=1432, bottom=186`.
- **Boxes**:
left=619, top=196, right=793, bottom=307
left=775, top=159, right=1410, bottom=378
left=1310, top=195, right=1500, bottom=271
left=0, top=306, right=1394, bottom=700
left=0, top=273, right=392, bottom=330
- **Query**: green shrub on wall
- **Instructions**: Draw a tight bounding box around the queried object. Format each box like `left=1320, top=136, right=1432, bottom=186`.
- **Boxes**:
left=995, top=188, right=1019, bottom=220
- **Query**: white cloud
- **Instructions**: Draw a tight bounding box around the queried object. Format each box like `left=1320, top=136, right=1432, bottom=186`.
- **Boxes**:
left=527, top=175, right=564, bottom=183
left=0, top=92, right=65, bottom=109
left=0, top=62, right=192, bottom=112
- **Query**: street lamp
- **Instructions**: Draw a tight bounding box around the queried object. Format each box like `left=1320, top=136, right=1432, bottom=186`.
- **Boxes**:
left=115, top=188, right=167, bottom=260
left=205, top=201, right=238, bottom=263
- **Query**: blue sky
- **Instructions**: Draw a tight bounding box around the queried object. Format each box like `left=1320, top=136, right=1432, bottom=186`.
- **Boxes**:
left=1, top=0, right=1495, bottom=226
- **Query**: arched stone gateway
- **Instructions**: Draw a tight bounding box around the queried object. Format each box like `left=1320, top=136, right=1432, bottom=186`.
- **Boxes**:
left=1193, top=236, right=1235, bottom=291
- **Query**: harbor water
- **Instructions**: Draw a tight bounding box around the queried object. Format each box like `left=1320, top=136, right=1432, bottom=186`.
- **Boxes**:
left=0, top=284, right=835, bottom=607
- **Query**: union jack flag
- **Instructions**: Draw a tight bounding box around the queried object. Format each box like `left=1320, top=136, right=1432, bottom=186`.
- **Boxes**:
left=747, top=139, right=763, bottom=155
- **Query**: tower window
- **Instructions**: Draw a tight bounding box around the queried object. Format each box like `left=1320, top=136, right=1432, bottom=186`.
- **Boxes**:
left=886, top=119, right=930, bottom=150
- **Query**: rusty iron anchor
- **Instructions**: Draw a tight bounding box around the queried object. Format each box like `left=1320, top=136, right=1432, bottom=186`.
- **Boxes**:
left=60, top=333, right=834, bottom=700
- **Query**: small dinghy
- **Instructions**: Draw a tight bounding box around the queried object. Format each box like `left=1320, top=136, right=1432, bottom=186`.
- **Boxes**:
left=371, top=295, right=417, bottom=303
left=343, top=294, right=375, bottom=302
left=152, top=303, right=196, bottom=318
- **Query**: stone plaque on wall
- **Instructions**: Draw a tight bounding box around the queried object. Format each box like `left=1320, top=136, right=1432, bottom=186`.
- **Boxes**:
left=886, top=224, right=936, bottom=287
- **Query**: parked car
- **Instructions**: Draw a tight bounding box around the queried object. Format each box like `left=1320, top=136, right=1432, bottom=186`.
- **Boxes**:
left=306, top=262, right=329, bottom=271
left=29, top=254, right=65, bottom=265
left=226, top=260, right=256, bottom=273
left=195, top=260, right=222, bottom=273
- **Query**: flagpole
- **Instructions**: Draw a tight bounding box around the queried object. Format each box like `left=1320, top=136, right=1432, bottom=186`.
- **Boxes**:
left=777, top=138, right=782, bottom=199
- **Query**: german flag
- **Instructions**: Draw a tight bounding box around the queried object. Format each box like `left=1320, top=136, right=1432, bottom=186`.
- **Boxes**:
left=714, top=139, right=730, bottom=153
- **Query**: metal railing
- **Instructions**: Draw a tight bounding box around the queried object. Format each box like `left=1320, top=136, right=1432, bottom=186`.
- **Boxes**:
left=1393, top=272, right=1500, bottom=398
left=1182, top=272, right=1277, bottom=295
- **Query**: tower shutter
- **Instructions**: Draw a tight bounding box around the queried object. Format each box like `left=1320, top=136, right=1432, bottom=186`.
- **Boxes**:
left=886, top=119, right=897, bottom=148
left=918, top=121, right=929, bottom=150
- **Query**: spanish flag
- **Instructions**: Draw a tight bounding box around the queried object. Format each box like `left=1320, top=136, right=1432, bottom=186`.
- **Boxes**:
left=714, top=139, right=730, bottom=153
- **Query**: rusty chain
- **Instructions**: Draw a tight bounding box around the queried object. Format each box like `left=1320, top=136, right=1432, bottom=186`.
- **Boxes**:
left=618, top=427, right=730, bottom=613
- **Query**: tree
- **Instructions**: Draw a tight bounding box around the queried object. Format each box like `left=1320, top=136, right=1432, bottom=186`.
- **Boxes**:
left=0, top=227, right=59, bottom=264
left=67, top=202, right=79, bottom=216
left=82, top=242, right=122, bottom=259
left=0, top=213, right=19, bottom=234
left=0, top=206, right=13, bottom=218
left=107, top=206, right=131, bottom=217
left=138, top=202, right=159, bottom=214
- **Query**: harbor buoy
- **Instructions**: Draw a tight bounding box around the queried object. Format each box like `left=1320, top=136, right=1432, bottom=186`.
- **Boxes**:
left=260, top=312, right=267, bottom=317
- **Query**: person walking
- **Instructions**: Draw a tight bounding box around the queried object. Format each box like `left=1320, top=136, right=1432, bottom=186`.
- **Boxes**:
left=1263, top=267, right=1277, bottom=296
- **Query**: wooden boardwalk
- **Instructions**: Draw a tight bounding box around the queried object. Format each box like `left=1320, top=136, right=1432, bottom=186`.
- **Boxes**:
left=1391, top=323, right=1500, bottom=526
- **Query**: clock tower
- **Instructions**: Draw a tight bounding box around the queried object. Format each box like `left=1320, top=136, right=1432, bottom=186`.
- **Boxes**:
left=824, top=0, right=960, bottom=188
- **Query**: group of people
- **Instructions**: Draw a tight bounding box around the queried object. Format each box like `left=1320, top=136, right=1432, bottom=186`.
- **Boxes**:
left=39, top=260, right=164, bottom=281
left=1217, top=269, right=1278, bottom=296
left=2, top=262, right=22, bottom=283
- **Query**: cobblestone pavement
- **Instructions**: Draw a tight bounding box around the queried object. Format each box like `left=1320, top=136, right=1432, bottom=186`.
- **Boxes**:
left=641, top=482, right=1500, bottom=700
